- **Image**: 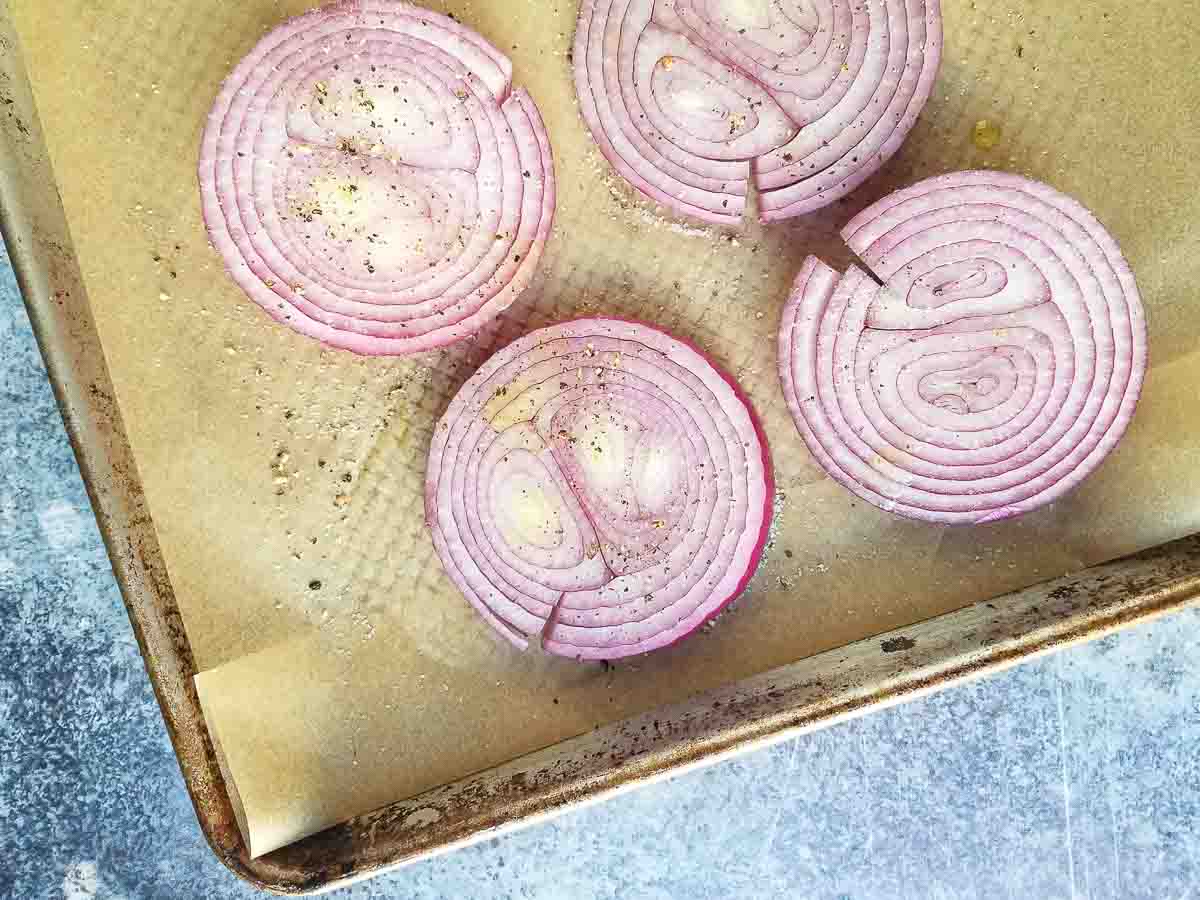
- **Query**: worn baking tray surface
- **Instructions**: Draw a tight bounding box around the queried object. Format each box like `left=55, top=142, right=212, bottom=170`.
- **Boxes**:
left=8, top=0, right=1200, bottom=862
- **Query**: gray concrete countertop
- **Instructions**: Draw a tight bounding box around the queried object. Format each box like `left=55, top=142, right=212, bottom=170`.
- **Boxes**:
left=2, top=242, right=1198, bottom=900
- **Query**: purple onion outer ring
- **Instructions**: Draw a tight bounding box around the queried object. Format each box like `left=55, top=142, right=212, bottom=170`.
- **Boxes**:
left=778, top=171, right=1148, bottom=524
left=199, top=0, right=555, bottom=355
left=426, top=317, right=774, bottom=660
left=573, top=0, right=942, bottom=224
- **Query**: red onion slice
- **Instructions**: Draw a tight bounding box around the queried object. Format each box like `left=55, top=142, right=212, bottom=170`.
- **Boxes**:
left=573, top=0, right=941, bottom=224
left=778, top=172, right=1148, bottom=524
left=427, top=318, right=773, bottom=659
left=199, top=1, right=555, bottom=355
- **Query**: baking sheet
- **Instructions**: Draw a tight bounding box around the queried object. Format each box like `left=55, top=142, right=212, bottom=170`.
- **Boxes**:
left=10, top=0, right=1200, bottom=858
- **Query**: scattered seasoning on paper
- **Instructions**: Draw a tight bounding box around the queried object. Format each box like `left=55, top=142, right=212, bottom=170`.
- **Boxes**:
left=972, top=119, right=1002, bottom=150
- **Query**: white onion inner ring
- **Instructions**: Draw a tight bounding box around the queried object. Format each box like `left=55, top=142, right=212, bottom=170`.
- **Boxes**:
left=426, top=318, right=774, bottom=660
left=199, top=1, right=555, bottom=355
left=778, top=172, right=1148, bottom=524
left=573, top=0, right=941, bottom=224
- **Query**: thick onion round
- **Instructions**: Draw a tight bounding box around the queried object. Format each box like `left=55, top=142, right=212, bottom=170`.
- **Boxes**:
left=779, top=172, right=1148, bottom=524
left=199, top=1, right=555, bottom=355
left=426, top=318, right=773, bottom=659
left=573, top=0, right=941, bottom=224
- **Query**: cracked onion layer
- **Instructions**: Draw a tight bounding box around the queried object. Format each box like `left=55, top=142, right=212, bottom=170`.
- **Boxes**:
left=573, top=0, right=941, bottom=224
left=199, top=1, right=555, bottom=355
left=779, top=172, right=1148, bottom=524
left=427, top=318, right=773, bottom=659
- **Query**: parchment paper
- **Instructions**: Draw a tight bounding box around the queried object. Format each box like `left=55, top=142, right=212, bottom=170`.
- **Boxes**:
left=10, top=0, right=1200, bottom=857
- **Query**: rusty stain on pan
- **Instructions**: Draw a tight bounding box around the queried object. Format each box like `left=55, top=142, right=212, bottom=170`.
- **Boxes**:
left=2, top=6, right=1200, bottom=895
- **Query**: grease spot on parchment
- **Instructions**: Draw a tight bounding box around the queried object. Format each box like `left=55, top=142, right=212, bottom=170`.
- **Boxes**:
left=397, top=592, right=505, bottom=671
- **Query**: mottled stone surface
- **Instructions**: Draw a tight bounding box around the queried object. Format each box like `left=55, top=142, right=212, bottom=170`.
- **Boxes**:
left=1, top=244, right=1198, bottom=900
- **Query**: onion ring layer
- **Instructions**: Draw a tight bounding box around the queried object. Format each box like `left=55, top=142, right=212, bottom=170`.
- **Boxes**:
left=779, top=172, right=1147, bottom=523
left=199, top=1, right=555, bottom=354
left=574, top=0, right=941, bottom=223
left=427, top=318, right=773, bottom=659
